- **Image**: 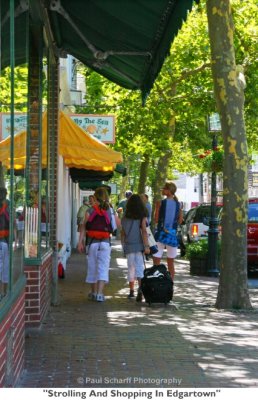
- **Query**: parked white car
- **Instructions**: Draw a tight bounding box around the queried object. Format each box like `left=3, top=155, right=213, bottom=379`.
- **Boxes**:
left=180, top=203, right=222, bottom=246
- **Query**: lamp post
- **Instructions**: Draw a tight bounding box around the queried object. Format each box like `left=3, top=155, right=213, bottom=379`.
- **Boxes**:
left=207, top=113, right=221, bottom=277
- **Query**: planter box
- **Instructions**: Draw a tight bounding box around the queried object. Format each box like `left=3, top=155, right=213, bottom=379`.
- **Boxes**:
left=190, top=257, right=208, bottom=276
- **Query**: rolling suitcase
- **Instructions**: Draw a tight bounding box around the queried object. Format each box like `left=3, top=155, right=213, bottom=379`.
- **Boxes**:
left=141, top=264, right=173, bottom=305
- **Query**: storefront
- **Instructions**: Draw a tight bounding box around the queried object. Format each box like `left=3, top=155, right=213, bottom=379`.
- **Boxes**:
left=0, top=0, right=195, bottom=387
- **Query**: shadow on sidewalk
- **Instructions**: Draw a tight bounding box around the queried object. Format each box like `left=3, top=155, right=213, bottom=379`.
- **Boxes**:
left=19, top=241, right=258, bottom=388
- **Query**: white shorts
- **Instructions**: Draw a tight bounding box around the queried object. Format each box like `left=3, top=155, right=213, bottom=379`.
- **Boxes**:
left=126, top=252, right=144, bottom=282
left=86, top=241, right=111, bottom=283
left=154, top=241, right=177, bottom=259
left=0, top=242, right=9, bottom=283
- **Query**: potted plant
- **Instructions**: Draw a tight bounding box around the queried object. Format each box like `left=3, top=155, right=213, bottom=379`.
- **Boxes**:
left=201, top=147, right=224, bottom=173
left=185, top=239, right=221, bottom=276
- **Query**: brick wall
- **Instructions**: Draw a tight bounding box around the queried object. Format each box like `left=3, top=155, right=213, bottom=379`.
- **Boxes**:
left=24, top=254, right=52, bottom=327
left=0, top=291, right=25, bottom=387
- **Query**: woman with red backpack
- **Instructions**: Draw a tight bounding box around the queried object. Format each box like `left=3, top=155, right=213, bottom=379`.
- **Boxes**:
left=0, top=188, right=10, bottom=298
left=78, top=187, right=116, bottom=302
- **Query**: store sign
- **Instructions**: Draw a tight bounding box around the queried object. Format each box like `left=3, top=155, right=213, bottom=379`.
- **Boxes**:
left=69, top=114, right=115, bottom=143
left=0, top=113, right=116, bottom=144
left=0, top=112, right=27, bottom=140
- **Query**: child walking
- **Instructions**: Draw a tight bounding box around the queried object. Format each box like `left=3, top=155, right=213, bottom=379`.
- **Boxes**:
left=121, top=194, right=150, bottom=301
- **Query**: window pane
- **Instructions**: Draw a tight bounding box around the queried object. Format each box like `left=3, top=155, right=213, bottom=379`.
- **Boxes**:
left=40, top=57, right=50, bottom=253
left=0, top=1, right=28, bottom=300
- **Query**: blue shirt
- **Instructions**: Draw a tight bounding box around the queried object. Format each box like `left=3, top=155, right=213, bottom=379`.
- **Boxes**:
left=164, top=199, right=177, bottom=229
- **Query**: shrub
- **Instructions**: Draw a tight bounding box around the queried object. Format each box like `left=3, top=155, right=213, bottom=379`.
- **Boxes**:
left=185, top=239, right=221, bottom=260
left=185, top=239, right=208, bottom=259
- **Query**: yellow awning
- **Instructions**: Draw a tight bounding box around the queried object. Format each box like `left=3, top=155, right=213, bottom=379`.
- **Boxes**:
left=0, top=111, right=122, bottom=171
left=0, top=128, right=27, bottom=170
left=59, top=111, right=122, bottom=171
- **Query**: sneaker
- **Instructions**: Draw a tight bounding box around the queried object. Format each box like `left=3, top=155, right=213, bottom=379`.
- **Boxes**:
left=96, top=293, right=105, bottom=302
left=136, top=289, right=143, bottom=302
left=127, top=290, right=135, bottom=298
left=88, top=292, right=97, bottom=300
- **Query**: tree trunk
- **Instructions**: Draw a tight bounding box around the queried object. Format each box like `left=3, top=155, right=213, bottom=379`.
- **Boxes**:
left=151, top=114, right=175, bottom=226
left=138, top=154, right=150, bottom=194
left=206, top=0, right=251, bottom=309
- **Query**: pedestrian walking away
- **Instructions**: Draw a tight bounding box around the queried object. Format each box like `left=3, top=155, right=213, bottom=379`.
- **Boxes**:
left=140, top=193, right=152, bottom=225
left=77, top=195, right=95, bottom=233
left=121, top=194, right=150, bottom=302
left=0, top=187, right=10, bottom=299
left=77, top=188, right=113, bottom=302
left=116, top=190, right=133, bottom=218
left=153, top=181, right=183, bottom=281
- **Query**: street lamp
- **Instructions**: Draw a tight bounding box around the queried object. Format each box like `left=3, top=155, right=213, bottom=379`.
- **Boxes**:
left=207, top=113, right=221, bottom=277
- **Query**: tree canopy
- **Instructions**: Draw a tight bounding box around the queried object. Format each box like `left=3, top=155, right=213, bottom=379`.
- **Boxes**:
left=77, top=0, right=257, bottom=186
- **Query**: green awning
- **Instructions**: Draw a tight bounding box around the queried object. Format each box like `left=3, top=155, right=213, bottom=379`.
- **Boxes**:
left=69, top=168, right=113, bottom=182
left=78, top=181, right=111, bottom=194
left=2, top=0, right=197, bottom=100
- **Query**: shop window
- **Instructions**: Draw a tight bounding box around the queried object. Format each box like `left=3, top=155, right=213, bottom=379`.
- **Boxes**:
left=0, top=1, right=28, bottom=301
left=24, top=51, right=50, bottom=259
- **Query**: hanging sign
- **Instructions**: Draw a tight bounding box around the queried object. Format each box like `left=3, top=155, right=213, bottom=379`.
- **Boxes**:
left=69, top=114, right=115, bottom=144
left=0, top=113, right=116, bottom=144
left=0, top=112, right=27, bottom=140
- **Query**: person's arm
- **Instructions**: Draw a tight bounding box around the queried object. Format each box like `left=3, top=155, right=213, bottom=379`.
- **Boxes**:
left=110, top=204, right=121, bottom=229
left=178, top=208, right=183, bottom=225
left=115, top=212, right=121, bottom=228
left=77, top=211, right=89, bottom=253
left=154, top=200, right=161, bottom=224
left=141, top=217, right=150, bottom=255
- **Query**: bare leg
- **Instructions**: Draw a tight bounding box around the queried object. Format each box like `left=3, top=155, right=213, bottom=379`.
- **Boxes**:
left=97, top=280, right=105, bottom=295
left=90, top=283, right=97, bottom=294
left=136, top=277, right=143, bottom=302
left=127, top=281, right=135, bottom=298
left=167, top=258, right=175, bottom=280
left=129, top=281, right=134, bottom=291
left=153, top=256, right=161, bottom=265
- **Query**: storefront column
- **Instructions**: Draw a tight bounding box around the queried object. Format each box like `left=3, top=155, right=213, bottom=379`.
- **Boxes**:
left=48, top=59, right=60, bottom=305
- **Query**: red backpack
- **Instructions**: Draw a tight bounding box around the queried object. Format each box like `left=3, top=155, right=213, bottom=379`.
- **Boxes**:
left=0, top=202, right=10, bottom=240
left=86, top=205, right=113, bottom=239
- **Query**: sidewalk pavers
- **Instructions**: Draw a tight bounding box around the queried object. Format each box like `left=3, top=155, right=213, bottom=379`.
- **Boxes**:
left=18, top=240, right=258, bottom=388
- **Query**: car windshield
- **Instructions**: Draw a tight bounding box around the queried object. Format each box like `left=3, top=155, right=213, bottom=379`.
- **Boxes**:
left=248, top=203, right=258, bottom=222
left=193, top=205, right=222, bottom=223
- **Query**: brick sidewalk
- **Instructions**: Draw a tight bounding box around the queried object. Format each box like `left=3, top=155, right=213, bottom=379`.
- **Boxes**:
left=18, top=240, right=258, bottom=388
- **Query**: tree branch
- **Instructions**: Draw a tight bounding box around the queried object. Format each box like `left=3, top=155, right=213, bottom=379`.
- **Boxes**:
left=154, top=61, right=212, bottom=99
